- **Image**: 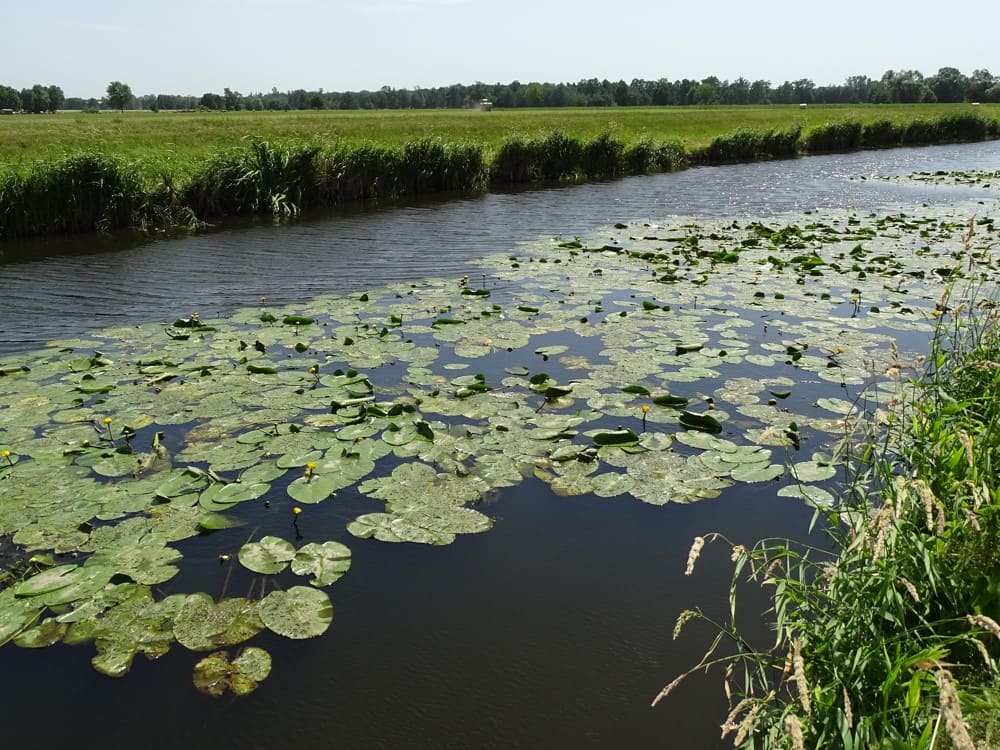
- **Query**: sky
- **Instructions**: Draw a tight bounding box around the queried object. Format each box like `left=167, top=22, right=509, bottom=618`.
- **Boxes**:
left=3, top=0, right=997, bottom=98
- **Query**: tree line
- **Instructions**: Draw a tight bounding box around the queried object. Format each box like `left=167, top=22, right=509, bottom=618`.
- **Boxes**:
left=0, top=84, right=64, bottom=113
left=4, top=68, right=999, bottom=114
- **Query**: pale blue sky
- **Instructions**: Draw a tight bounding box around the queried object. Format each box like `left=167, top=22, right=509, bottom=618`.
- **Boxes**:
left=4, top=0, right=997, bottom=98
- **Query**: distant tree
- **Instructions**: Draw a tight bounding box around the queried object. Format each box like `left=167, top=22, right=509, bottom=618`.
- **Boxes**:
left=30, top=84, right=49, bottom=113
left=0, top=84, right=20, bottom=110
left=223, top=87, right=243, bottom=111
left=748, top=79, right=771, bottom=104
left=844, top=75, right=872, bottom=103
left=881, top=70, right=935, bottom=103
left=46, top=85, right=64, bottom=112
left=199, top=92, right=224, bottom=110
left=106, top=81, right=134, bottom=111
left=308, top=93, right=324, bottom=110
left=792, top=79, right=815, bottom=104
left=691, top=79, right=720, bottom=105
left=928, top=67, right=967, bottom=103
left=967, top=69, right=995, bottom=101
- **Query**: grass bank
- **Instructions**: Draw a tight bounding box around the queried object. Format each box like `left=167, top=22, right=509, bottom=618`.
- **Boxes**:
left=662, top=228, right=1000, bottom=748
left=1, top=105, right=998, bottom=240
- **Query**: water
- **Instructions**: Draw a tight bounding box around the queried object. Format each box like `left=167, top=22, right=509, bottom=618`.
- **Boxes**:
left=2, top=142, right=999, bottom=354
left=1, top=142, right=999, bottom=749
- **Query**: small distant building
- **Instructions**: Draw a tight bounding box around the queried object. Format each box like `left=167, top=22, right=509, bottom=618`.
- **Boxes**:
left=0, top=109, right=13, bottom=115
left=799, top=103, right=808, bottom=109
left=478, top=99, right=493, bottom=112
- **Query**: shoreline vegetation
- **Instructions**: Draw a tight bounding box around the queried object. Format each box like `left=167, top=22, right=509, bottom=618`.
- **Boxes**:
left=0, top=106, right=999, bottom=241
left=663, top=238, right=1000, bottom=748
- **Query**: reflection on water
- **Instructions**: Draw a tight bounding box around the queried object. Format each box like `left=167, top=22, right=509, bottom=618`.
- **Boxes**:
left=1, top=141, right=999, bottom=749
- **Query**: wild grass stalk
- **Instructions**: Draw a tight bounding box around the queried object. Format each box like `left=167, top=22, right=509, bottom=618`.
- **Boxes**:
left=661, top=221, right=1000, bottom=748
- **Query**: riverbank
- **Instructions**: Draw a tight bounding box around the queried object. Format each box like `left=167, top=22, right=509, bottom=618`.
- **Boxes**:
left=667, top=256, right=1000, bottom=747
left=1, top=107, right=998, bottom=240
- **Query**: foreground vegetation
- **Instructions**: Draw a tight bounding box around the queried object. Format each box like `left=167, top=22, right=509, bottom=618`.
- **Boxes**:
left=663, top=227, right=1000, bottom=747
left=0, top=106, right=998, bottom=240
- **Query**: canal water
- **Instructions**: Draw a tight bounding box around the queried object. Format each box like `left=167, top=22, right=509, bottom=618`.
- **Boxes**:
left=1, top=142, right=999, bottom=749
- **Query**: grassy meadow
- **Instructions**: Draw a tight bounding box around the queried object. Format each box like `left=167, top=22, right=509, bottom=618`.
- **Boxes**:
left=1, top=103, right=998, bottom=239
left=1, top=103, right=996, bottom=175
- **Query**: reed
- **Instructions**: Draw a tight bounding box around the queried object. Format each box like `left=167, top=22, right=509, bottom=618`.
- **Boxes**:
left=692, top=127, right=802, bottom=165
left=801, top=121, right=863, bottom=153
left=0, top=153, right=149, bottom=239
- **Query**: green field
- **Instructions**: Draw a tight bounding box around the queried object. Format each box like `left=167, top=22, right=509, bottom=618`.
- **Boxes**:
left=2, top=104, right=996, bottom=175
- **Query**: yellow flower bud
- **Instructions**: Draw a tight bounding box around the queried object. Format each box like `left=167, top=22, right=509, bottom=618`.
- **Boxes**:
left=641, top=405, right=651, bottom=413
left=293, top=507, right=302, bottom=515
left=103, top=417, right=113, bottom=425
left=1, top=450, right=9, bottom=458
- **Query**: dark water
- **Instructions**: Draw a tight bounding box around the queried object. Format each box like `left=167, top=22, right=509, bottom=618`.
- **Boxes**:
left=2, top=142, right=1000, bottom=749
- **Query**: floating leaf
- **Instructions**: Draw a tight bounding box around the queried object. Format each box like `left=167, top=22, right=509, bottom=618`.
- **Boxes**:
left=193, top=647, right=272, bottom=697
left=174, top=593, right=262, bottom=651
left=238, top=536, right=296, bottom=574
left=592, top=429, right=641, bottom=447
left=731, top=463, right=785, bottom=483
left=679, top=411, right=723, bottom=434
left=291, top=542, right=352, bottom=586
left=259, top=587, right=333, bottom=639
left=13, top=618, right=68, bottom=648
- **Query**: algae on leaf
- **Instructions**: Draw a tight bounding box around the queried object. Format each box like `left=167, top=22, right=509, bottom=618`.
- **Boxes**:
left=193, top=647, right=272, bottom=697
left=259, top=587, right=333, bottom=639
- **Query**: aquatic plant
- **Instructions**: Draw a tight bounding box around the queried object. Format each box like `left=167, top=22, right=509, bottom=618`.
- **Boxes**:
left=0, top=204, right=996, bottom=697
left=659, top=223, right=1000, bottom=748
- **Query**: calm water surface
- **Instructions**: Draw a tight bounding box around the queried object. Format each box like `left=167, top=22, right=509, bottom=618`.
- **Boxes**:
left=2, top=142, right=999, bottom=749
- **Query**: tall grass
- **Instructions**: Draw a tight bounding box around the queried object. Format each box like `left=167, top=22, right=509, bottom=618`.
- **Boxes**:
left=0, top=153, right=148, bottom=238
left=691, top=127, right=802, bottom=164
left=658, top=222, right=1000, bottom=748
left=0, top=111, right=997, bottom=239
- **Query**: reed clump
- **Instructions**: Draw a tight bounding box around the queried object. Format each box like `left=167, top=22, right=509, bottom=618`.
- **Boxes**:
left=0, top=153, right=149, bottom=239
left=692, top=127, right=802, bottom=165
left=801, top=121, right=863, bottom=153
left=660, top=223, right=1000, bottom=748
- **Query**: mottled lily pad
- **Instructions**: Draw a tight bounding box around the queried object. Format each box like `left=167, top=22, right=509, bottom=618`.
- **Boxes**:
left=238, top=536, right=297, bottom=575
left=259, top=587, right=333, bottom=639
left=193, top=647, right=272, bottom=697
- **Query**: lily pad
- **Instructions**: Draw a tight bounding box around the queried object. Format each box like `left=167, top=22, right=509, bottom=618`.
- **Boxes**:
left=238, top=536, right=297, bottom=575
left=174, top=593, right=262, bottom=651
left=193, top=647, right=272, bottom=697
left=290, top=542, right=352, bottom=586
left=258, top=587, right=333, bottom=639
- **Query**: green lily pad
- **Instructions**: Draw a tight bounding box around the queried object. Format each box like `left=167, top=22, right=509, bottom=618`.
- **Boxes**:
left=238, top=536, right=296, bottom=574
left=290, top=542, right=352, bottom=586
left=258, top=587, right=333, bottom=639
left=193, top=647, right=272, bottom=697
left=286, top=473, right=344, bottom=504
left=13, top=619, right=69, bottom=648
left=174, top=593, right=262, bottom=651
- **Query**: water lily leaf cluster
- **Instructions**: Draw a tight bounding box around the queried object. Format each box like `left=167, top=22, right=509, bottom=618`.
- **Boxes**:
left=0, top=200, right=997, bottom=691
